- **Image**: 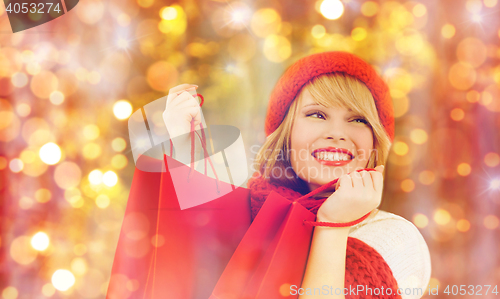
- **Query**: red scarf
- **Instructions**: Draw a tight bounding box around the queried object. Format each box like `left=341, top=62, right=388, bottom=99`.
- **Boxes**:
left=247, top=173, right=402, bottom=299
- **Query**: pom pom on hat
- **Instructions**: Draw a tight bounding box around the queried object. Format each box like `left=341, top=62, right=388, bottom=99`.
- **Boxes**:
left=265, top=51, right=394, bottom=141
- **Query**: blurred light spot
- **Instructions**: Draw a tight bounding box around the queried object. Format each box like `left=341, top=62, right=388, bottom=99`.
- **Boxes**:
left=361, top=1, right=379, bottom=17
left=26, top=62, right=41, bottom=75
left=466, top=90, right=480, bottom=103
left=112, top=138, right=127, bottom=152
left=147, top=61, right=178, bottom=92
left=116, top=38, right=129, bottom=50
left=395, top=30, right=424, bottom=56
left=64, top=188, right=84, bottom=209
left=117, top=13, right=131, bottom=27
left=386, top=68, right=413, bottom=95
left=83, top=124, right=100, bottom=140
left=113, top=100, right=133, bottom=120
left=393, top=141, right=409, bottom=156
left=263, top=35, right=291, bottom=63
left=20, top=149, right=36, bottom=164
left=412, top=4, right=427, bottom=17
left=279, top=283, right=292, bottom=297
left=160, top=6, right=177, bottom=20
left=151, top=234, right=166, bottom=247
left=456, top=219, right=471, bottom=232
left=15, top=103, right=31, bottom=117
left=413, top=214, right=429, bottom=228
left=351, top=27, right=367, bottom=41
left=484, top=0, right=498, bottom=7
left=126, top=279, right=140, bottom=292
left=54, top=162, right=82, bottom=189
left=71, top=257, right=88, bottom=276
left=227, top=34, right=256, bottom=62
left=111, top=154, right=128, bottom=169
left=74, top=244, right=87, bottom=256
left=9, top=158, right=23, bottom=173
left=484, top=152, right=500, bottom=167
left=434, top=209, right=451, bottom=225
left=466, top=0, right=483, bottom=12
left=41, top=283, right=56, bottom=297
left=410, top=129, right=428, bottom=144
left=103, top=171, right=118, bottom=187
left=137, top=0, right=154, bottom=8
left=484, top=215, right=499, bottom=229
left=10, top=236, right=37, bottom=265
left=419, top=170, right=435, bottom=185
left=35, top=188, right=52, bottom=203
left=250, top=8, right=281, bottom=38
left=490, top=179, right=500, bottom=190
left=393, top=95, right=409, bottom=117
left=449, top=62, right=476, bottom=90
left=311, top=25, right=326, bottom=39
left=39, top=142, right=61, bottom=165
left=76, top=0, right=104, bottom=25
left=89, top=169, right=103, bottom=185
left=471, top=13, right=482, bottom=23
left=457, top=37, right=487, bottom=67
left=95, top=194, right=110, bottom=209
left=441, top=24, right=455, bottom=38
left=30, top=71, right=58, bottom=99
left=49, top=91, right=65, bottom=105
left=1, top=287, right=18, bottom=299
left=320, top=0, right=344, bottom=20
left=19, top=196, right=34, bottom=210
left=450, top=108, right=465, bottom=121
left=52, top=269, right=75, bottom=291
left=0, top=156, right=7, bottom=170
left=31, top=232, right=49, bottom=251
left=83, top=143, right=102, bottom=160
left=401, top=179, right=415, bottom=192
left=457, top=163, right=471, bottom=176
left=11, top=72, right=28, bottom=88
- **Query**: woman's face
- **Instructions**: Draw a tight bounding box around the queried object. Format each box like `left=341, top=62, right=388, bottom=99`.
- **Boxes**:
left=290, top=88, right=375, bottom=191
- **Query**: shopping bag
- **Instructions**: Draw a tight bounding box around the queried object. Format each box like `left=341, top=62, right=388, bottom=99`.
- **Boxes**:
left=210, top=191, right=316, bottom=299
left=107, top=92, right=252, bottom=299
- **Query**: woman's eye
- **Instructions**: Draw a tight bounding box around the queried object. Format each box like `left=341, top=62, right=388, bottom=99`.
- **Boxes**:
left=353, top=118, right=369, bottom=125
left=306, top=111, right=326, bottom=119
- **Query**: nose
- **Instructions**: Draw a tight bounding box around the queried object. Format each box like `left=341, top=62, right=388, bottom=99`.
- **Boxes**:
left=324, top=121, right=348, bottom=142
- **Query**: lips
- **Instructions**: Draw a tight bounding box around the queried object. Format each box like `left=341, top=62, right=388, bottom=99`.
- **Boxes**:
left=311, top=147, right=354, bottom=166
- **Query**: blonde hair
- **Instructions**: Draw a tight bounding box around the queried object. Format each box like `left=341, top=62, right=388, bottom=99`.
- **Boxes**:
left=253, top=73, right=392, bottom=194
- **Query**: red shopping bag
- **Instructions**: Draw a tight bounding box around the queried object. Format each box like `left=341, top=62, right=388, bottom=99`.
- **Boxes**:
left=107, top=153, right=251, bottom=299
left=210, top=191, right=316, bottom=299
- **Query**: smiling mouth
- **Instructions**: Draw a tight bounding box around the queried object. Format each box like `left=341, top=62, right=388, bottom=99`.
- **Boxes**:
left=311, top=148, right=354, bottom=164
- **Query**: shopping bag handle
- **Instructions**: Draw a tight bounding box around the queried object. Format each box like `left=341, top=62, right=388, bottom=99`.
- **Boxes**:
left=299, top=167, right=376, bottom=227
left=168, top=93, right=221, bottom=194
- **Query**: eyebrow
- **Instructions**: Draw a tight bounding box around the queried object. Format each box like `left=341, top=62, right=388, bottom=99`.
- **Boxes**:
left=302, top=103, right=353, bottom=112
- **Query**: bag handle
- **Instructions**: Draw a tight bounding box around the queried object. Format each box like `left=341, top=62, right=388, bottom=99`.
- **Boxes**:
left=300, top=167, right=376, bottom=227
left=167, top=93, right=220, bottom=194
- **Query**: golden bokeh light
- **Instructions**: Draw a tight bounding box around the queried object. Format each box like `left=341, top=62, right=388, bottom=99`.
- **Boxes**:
left=89, top=169, right=103, bottom=185
left=401, top=179, right=415, bottom=192
left=31, top=232, right=50, bottom=251
left=11, top=72, right=28, bottom=88
left=419, top=170, right=436, bottom=185
left=410, top=129, right=428, bottom=144
left=39, top=142, right=62, bottom=165
left=1, top=287, right=18, bottom=299
left=441, top=24, right=455, bottom=39
left=30, top=71, right=58, bottom=99
left=73, top=244, right=88, bottom=256
left=484, top=152, right=500, bottom=167
left=311, top=25, right=326, bottom=39
left=83, top=124, right=100, bottom=140
left=35, top=188, right=52, bottom=203
left=466, top=90, right=480, bottom=103
left=19, top=197, right=35, bottom=210
left=15, top=103, right=31, bottom=117
left=41, top=283, right=56, bottom=297
left=319, top=0, right=344, bottom=20
left=483, top=215, right=499, bottom=230
left=393, top=141, right=409, bottom=156
left=103, top=171, right=118, bottom=187
left=412, top=4, right=427, bottom=17
left=113, top=100, right=133, bottom=120
left=450, top=108, right=465, bottom=121
left=9, top=158, right=23, bottom=173
left=49, top=91, right=65, bottom=105
left=361, top=1, right=379, bottom=17
left=434, top=209, right=451, bottom=225
left=251, top=8, right=281, bottom=38
left=111, top=137, right=127, bottom=152
left=82, top=143, right=102, bottom=160
left=484, top=0, right=498, bottom=7
left=71, top=257, right=88, bottom=276
left=51, top=269, right=76, bottom=291
left=393, top=95, right=409, bottom=118
left=457, top=163, right=471, bottom=176
left=146, top=61, right=178, bottom=92
left=456, top=37, right=487, bottom=68
left=111, top=154, right=128, bottom=169
left=95, top=194, right=111, bottom=209
left=10, top=236, right=37, bottom=265
left=413, top=213, right=429, bottom=228
left=448, top=62, right=476, bottom=90
left=351, top=27, right=367, bottom=41
left=54, top=162, right=82, bottom=190
left=456, top=219, right=471, bottom=232
left=263, top=35, right=292, bottom=63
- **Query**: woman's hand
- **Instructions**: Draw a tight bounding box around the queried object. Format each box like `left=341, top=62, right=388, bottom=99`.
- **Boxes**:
left=163, top=83, right=201, bottom=139
left=316, top=165, right=385, bottom=223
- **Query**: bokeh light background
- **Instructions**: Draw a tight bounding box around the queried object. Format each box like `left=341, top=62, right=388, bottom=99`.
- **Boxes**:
left=1, top=0, right=500, bottom=298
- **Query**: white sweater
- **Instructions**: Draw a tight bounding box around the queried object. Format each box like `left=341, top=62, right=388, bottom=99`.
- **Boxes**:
left=348, top=210, right=432, bottom=299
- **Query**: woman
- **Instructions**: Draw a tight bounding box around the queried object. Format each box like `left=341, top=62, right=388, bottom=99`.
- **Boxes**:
left=163, top=51, right=431, bottom=299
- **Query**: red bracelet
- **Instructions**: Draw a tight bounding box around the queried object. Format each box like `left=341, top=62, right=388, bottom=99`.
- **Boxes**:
left=303, top=212, right=371, bottom=228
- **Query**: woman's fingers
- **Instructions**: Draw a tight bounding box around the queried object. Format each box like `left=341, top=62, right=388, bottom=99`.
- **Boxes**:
left=370, top=171, right=384, bottom=193
left=166, top=84, right=198, bottom=108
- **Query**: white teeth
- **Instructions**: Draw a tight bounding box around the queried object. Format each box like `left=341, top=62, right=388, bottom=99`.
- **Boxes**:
left=314, top=151, right=351, bottom=161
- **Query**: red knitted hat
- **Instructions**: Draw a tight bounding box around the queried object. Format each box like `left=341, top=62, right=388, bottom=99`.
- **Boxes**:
left=265, top=51, right=394, bottom=141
